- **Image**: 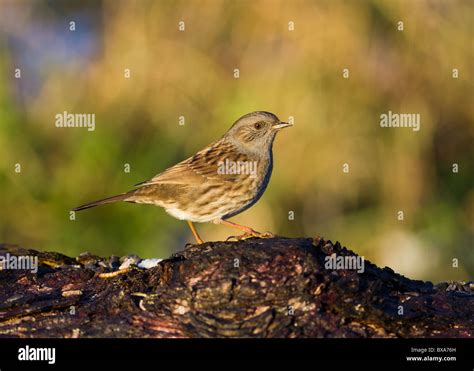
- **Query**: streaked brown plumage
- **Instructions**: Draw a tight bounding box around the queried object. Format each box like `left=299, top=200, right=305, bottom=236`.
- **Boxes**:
left=72, top=111, right=292, bottom=243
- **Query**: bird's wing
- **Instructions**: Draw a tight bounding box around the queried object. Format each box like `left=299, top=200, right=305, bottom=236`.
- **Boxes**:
left=135, top=139, right=250, bottom=187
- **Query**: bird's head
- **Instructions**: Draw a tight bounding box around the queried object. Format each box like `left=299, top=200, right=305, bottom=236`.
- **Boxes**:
left=224, top=111, right=292, bottom=153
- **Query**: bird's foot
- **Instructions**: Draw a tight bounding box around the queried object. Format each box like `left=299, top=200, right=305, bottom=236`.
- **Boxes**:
left=226, top=230, right=275, bottom=241
left=185, top=241, right=203, bottom=248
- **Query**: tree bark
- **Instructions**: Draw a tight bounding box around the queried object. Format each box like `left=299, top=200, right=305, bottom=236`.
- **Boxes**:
left=0, top=237, right=472, bottom=338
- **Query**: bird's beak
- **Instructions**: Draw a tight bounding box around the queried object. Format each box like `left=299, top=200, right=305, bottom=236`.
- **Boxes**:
left=272, top=121, right=292, bottom=130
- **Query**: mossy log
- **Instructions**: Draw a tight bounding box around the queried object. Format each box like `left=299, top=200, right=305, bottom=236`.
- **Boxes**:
left=0, top=237, right=472, bottom=338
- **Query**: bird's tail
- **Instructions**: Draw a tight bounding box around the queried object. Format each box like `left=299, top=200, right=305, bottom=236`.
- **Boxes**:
left=71, top=193, right=131, bottom=212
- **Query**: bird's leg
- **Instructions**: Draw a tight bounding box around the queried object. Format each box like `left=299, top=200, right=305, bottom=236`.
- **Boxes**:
left=215, top=219, right=275, bottom=241
left=187, top=220, right=204, bottom=244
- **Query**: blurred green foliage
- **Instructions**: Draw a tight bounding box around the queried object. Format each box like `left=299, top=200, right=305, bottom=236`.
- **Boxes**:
left=0, top=0, right=472, bottom=282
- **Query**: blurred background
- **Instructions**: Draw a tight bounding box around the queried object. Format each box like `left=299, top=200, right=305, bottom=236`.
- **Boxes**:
left=0, top=0, right=472, bottom=282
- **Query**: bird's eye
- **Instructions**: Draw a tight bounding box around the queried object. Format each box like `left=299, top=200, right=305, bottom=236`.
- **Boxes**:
left=254, top=122, right=263, bottom=130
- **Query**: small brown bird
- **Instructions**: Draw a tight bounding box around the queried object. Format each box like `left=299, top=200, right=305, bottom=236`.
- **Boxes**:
left=72, top=111, right=292, bottom=244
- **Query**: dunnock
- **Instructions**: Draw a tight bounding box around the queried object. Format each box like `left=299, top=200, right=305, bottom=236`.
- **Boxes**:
left=72, top=111, right=292, bottom=244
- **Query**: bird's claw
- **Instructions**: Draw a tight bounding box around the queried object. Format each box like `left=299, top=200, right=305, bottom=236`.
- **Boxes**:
left=226, top=230, right=275, bottom=241
left=226, top=234, right=249, bottom=241
left=259, top=231, right=276, bottom=238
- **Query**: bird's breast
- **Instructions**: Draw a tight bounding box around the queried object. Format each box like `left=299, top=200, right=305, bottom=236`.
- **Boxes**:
left=220, top=153, right=273, bottom=219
